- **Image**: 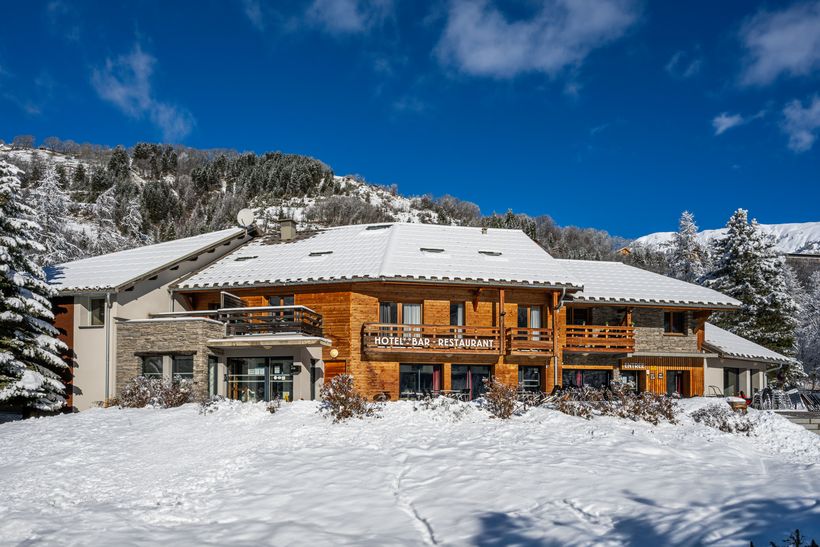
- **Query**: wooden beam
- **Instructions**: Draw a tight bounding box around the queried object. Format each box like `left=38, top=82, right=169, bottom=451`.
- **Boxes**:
left=499, top=288, right=506, bottom=355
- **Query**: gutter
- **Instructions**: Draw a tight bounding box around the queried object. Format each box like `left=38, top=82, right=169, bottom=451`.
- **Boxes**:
left=104, top=292, right=113, bottom=403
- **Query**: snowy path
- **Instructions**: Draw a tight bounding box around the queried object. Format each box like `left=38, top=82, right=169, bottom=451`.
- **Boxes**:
left=0, top=400, right=818, bottom=546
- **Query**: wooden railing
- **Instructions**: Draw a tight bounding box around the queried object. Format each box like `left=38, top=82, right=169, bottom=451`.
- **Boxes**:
left=150, top=306, right=323, bottom=338
left=564, top=325, right=634, bottom=353
left=506, top=327, right=554, bottom=355
left=362, top=323, right=500, bottom=354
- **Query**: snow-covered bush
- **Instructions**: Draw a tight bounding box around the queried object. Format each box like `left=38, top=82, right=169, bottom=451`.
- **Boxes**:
left=481, top=377, right=517, bottom=419
left=198, top=396, right=224, bottom=415
left=319, top=374, right=380, bottom=423
left=413, top=394, right=472, bottom=421
left=690, top=403, right=755, bottom=435
left=266, top=398, right=281, bottom=414
left=554, top=384, right=677, bottom=425
left=117, top=376, right=194, bottom=408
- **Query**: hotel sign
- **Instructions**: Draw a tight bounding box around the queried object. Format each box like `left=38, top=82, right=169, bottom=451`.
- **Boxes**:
left=372, top=336, right=496, bottom=350
left=622, top=362, right=645, bottom=370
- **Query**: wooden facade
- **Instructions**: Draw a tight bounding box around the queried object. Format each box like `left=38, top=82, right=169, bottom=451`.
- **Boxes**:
left=51, top=297, right=75, bottom=410
left=179, top=283, right=711, bottom=400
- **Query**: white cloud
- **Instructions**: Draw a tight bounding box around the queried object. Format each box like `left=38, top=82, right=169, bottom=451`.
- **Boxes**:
left=782, top=95, right=820, bottom=152
left=712, top=112, right=745, bottom=135
left=243, top=0, right=393, bottom=35
left=91, top=44, right=194, bottom=142
left=435, top=0, right=639, bottom=79
left=739, top=1, right=820, bottom=86
left=665, top=50, right=702, bottom=78
left=711, top=110, right=766, bottom=136
left=242, top=0, right=266, bottom=31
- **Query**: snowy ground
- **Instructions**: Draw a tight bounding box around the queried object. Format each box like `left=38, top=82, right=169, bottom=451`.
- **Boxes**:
left=1, top=399, right=818, bottom=546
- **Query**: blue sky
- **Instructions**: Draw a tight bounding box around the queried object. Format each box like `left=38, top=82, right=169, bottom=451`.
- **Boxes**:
left=1, top=0, right=819, bottom=238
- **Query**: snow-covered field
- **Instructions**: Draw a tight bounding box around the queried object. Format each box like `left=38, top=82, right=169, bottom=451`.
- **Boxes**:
left=1, top=399, right=818, bottom=546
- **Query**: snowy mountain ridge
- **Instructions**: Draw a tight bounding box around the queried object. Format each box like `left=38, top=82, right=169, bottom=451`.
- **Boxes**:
left=635, top=221, right=820, bottom=255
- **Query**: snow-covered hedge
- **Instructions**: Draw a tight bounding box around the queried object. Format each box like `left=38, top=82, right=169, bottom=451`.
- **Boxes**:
left=553, top=384, right=677, bottom=425
left=116, top=376, right=194, bottom=408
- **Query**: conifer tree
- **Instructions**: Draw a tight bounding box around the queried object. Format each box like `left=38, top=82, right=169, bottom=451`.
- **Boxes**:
left=0, top=160, right=67, bottom=411
left=667, top=211, right=707, bottom=283
left=704, top=209, right=802, bottom=385
left=25, top=165, right=82, bottom=266
left=796, top=272, right=820, bottom=388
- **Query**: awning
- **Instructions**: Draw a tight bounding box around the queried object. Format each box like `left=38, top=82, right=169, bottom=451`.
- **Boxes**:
left=207, top=334, right=332, bottom=349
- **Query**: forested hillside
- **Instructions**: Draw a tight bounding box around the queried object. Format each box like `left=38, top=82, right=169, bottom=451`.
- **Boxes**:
left=0, top=136, right=631, bottom=267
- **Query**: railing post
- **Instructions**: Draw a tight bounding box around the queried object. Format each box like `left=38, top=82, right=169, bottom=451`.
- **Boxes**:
left=499, top=289, right=505, bottom=355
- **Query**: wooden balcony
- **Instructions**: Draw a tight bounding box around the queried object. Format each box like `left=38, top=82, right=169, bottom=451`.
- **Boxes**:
left=506, top=327, right=554, bottom=356
left=564, top=325, right=634, bottom=353
left=362, top=323, right=500, bottom=354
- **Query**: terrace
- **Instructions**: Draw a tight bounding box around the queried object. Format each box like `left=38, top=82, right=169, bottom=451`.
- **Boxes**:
left=149, top=305, right=324, bottom=339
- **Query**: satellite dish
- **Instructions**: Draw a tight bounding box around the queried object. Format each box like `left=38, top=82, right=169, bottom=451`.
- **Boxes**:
left=236, top=208, right=255, bottom=227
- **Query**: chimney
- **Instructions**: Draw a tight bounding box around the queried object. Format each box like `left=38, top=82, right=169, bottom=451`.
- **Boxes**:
left=280, top=219, right=297, bottom=241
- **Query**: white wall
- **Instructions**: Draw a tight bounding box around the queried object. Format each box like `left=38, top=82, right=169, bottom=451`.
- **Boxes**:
left=704, top=357, right=769, bottom=397
left=68, top=234, right=249, bottom=410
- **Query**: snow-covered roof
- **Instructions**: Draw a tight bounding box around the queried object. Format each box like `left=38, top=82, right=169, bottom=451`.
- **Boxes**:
left=177, top=223, right=582, bottom=290
left=703, top=323, right=793, bottom=364
left=47, top=228, right=249, bottom=293
left=557, top=259, right=741, bottom=309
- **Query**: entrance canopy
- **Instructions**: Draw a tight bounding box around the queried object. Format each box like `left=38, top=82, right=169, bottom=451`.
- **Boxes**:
left=207, top=333, right=331, bottom=349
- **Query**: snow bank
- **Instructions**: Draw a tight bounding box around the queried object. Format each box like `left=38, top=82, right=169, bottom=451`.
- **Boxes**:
left=0, top=400, right=818, bottom=545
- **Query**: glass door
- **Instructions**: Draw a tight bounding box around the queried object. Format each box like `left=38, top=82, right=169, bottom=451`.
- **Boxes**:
left=723, top=367, right=740, bottom=396
left=518, top=366, right=541, bottom=392
left=666, top=370, right=685, bottom=396
left=451, top=365, right=491, bottom=399
left=399, top=364, right=442, bottom=398
left=227, top=357, right=294, bottom=402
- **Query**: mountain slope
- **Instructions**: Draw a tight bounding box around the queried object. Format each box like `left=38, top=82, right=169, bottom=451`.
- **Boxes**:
left=635, top=221, right=820, bottom=254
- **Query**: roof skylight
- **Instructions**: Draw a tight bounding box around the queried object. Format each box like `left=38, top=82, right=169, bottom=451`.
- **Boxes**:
left=478, top=250, right=502, bottom=257
left=309, top=251, right=333, bottom=257
left=420, top=247, right=445, bottom=253
left=234, top=256, right=258, bottom=262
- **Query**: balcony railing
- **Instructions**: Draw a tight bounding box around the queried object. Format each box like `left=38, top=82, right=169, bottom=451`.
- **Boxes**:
left=149, top=306, right=323, bottom=338
left=506, top=327, right=554, bottom=355
left=362, top=323, right=500, bottom=354
left=564, top=325, right=634, bottom=353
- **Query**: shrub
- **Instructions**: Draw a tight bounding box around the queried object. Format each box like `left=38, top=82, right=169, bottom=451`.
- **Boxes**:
left=199, top=396, right=225, bottom=415
left=413, top=395, right=472, bottom=421
left=319, top=374, right=380, bottom=423
left=553, top=384, right=677, bottom=425
left=117, top=376, right=195, bottom=409
left=482, top=378, right=518, bottom=419
left=266, top=398, right=281, bottom=414
left=690, top=403, right=755, bottom=435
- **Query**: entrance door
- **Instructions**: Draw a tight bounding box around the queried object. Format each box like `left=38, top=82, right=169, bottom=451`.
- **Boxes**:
left=451, top=365, right=491, bottom=399
left=518, top=366, right=541, bottom=392
left=666, top=370, right=686, bottom=396
left=227, top=357, right=294, bottom=402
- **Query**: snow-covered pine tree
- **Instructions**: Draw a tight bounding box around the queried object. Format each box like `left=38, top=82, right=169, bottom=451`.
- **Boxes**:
left=0, top=160, right=68, bottom=412
left=666, top=211, right=707, bottom=283
left=703, top=209, right=802, bottom=385
left=796, top=272, right=820, bottom=389
left=25, top=165, right=83, bottom=266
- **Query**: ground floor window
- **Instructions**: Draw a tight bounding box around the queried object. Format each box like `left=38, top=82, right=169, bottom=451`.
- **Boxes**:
left=518, top=366, right=542, bottom=392
left=562, top=369, right=611, bottom=389
left=141, top=356, right=163, bottom=379
left=172, top=355, right=194, bottom=380
left=399, top=364, right=441, bottom=399
left=208, top=355, right=219, bottom=398
left=452, top=365, right=491, bottom=400
left=140, top=354, right=194, bottom=381
left=619, top=370, right=642, bottom=393
left=227, top=357, right=294, bottom=402
left=723, top=367, right=741, bottom=396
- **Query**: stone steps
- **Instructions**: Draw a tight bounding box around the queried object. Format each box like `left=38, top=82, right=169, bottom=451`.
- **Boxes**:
left=783, top=415, right=820, bottom=434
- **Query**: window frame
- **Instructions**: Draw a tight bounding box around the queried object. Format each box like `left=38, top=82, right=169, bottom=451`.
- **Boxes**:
left=516, top=305, right=545, bottom=329
left=378, top=301, right=423, bottom=324
left=87, top=297, right=105, bottom=327
left=567, top=307, right=592, bottom=326
left=663, top=311, right=686, bottom=335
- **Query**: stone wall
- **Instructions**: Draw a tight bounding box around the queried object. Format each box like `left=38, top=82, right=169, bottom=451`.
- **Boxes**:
left=633, top=309, right=698, bottom=353
left=116, top=318, right=225, bottom=399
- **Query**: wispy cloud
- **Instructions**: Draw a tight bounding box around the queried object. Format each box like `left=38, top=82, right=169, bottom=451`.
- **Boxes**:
left=242, top=0, right=393, bottom=35
left=739, top=1, right=820, bottom=86
left=711, top=110, right=765, bottom=136
left=665, top=50, right=702, bottom=79
left=91, top=44, right=194, bottom=141
left=782, top=95, right=820, bottom=152
left=435, top=0, right=639, bottom=79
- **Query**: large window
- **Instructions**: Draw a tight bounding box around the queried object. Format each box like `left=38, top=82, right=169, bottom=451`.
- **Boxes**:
left=518, top=305, right=543, bottom=340
left=227, top=357, right=294, bottom=402
left=450, top=302, right=465, bottom=326
left=89, top=298, right=105, bottom=326
left=518, top=366, right=541, bottom=392
left=172, top=355, right=194, bottom=379
left=141, top=356, right=163, bottom=379
left=451, top=365, right=491, bottom=399
left=379, top=301, right=398, bottom=323
left=562, top=369, right=611, bottom=389
left=399, top=364, right=442, bottom=398
left=723, top=367, right=741, bottom=397
left=663, top=311, right=686, bottom=334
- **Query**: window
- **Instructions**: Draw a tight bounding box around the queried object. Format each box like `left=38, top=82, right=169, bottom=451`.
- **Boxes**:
left=663, top=311, right=686, bottom=334
left=399, top=364, right=441, bottom=398
left=451, top=365, right=491, bottom=400
left=172, top=355, right=194, bottom=379
left=141, top=356, right=163, bottom=379
left=567, top=308, right=592, bottom=326
left=379, top=301, right=398, bottom=324
left=518, top=366, right=541, bottom=392
left=89, top=298, right=105, bottom=326
left=450, top=302, right=465, bottom=326
left=208, top=355, right=220, bottom=397
left=269, top=295, right=295, bottom=307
